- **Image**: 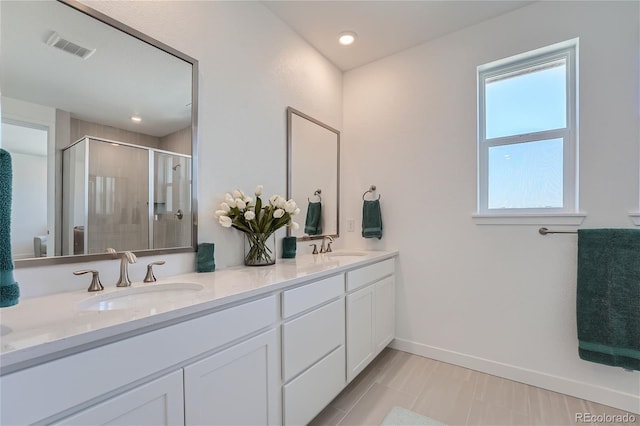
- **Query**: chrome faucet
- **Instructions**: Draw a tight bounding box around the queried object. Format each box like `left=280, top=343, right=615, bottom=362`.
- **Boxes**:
left=116, top=251, right=137, bottom=287
left=319, top=236, right=334, bottom=253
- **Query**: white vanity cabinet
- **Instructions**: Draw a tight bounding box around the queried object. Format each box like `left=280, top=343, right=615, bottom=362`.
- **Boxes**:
left=281, top=274, right=346, bottom=426
left=0, top=253, right=398, bottom=426
left=346, top=258, right=395, bottom=382
left=0, top=295, right=280, bottom=426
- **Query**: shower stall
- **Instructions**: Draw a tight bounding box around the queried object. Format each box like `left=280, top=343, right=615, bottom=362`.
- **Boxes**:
left=62, top=137, right=192, bottom=255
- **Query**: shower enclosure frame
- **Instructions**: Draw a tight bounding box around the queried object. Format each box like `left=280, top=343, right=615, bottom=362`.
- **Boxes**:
left=62, top=136, right=192, bottom=256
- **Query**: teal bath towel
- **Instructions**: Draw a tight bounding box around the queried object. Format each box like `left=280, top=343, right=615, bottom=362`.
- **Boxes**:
left=282, top=236, right=297, bottom=259
left=362, top=199, right=382, bottom=239
left=577, top=229, right=640, bottom=370
left=0, top=149, right=19, bottom=307
left=304, top=202, right=322, bottom=235
left=196, top=243, right=215, bottom=273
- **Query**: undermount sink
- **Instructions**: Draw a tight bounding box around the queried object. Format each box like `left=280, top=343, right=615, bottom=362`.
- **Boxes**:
left=78, top=282, right=204, bottom=311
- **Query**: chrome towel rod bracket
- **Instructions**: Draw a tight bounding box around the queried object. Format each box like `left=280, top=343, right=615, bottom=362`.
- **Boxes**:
left=363, top=185, right=381, bottom=201
left=308, top=189, right=321, bottom=202
left=539, top=227, right=578, bottom=235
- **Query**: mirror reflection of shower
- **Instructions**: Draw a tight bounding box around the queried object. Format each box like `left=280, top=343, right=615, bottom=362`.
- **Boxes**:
left=62, top=137, right=192, bottom=255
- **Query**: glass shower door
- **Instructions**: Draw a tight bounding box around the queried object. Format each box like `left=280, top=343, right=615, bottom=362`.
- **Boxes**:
left=87, top=139, right=149, bottom=253
left=152, top=152, right=192, bottom=248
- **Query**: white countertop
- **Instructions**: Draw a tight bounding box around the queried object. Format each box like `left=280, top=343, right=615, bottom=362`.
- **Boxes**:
left=0, top=250, right=397, bottom=375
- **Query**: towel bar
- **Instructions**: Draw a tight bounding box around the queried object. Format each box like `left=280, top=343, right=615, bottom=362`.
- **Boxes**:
left=539, top=227, right=578, bottom=235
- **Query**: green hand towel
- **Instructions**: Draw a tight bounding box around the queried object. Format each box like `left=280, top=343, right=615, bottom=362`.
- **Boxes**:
left=0, top=149, right=19, bottom=307
left=577, top=229, right=640, bottom=371
left=304, top=202, right=322, bottom=235
left=362, top=199, right=382, bottom=239
left=282, top=236, right=297, bottom=259
left=196, top=243, right=215, bottom=273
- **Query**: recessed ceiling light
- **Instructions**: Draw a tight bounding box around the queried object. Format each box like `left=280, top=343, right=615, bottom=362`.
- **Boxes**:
left=338, top=31, right=357, bottom=46
left=130, top=116, right=142, bottom=122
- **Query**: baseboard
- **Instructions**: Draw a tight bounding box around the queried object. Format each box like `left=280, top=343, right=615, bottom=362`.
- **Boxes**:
left=390, top=338, right=640, bottom=415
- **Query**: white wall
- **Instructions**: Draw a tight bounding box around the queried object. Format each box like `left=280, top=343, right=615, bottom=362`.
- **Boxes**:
left=9, top=152, right=47, bottom=259
left=342, top=1, right=639, bottom=413
left=14, top=0, right=342, bottom=297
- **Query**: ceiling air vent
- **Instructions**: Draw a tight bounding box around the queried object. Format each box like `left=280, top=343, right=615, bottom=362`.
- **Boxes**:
left=45, top=31, right=96, bottom=60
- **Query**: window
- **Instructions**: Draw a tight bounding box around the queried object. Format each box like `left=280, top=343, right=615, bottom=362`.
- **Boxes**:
left=477, top=40, right=578, bottom=219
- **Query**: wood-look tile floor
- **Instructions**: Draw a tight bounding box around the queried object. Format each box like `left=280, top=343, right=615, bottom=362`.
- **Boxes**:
left=309, top=348, right=639, bottom=426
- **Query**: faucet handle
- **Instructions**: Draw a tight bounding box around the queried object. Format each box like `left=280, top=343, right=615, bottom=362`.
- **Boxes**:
left=309, top=244, right=318, bottom=254
left=326, top=242, right=333, bottom=253
left=74, top=269, right=104, bottom=292
left=124, top=251, right=137, bottom=263
left=144, top=261, right=166, bottom=283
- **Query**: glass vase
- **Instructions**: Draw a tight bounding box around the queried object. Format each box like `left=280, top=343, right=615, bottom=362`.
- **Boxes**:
left=244, top=233, right=276, bottom=266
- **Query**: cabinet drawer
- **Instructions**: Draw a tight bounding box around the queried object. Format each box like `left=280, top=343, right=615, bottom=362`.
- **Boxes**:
left=282, top=273, right=344, bottom=318
left=346, top=258, right=394, bottom=292
left=283, top=346, right=346, bottom=426
left=283, top=298, right=344, bottom=382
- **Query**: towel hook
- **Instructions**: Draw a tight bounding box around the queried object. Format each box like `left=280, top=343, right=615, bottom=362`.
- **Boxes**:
left=362, top=185, right=381, bottom=201
left=308, top=189, right=322, bottom=203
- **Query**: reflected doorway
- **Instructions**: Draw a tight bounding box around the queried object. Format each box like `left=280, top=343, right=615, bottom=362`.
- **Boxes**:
left=1, top=120, right=50, bottom=259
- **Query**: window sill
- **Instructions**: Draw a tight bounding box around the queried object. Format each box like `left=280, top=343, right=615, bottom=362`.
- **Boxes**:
left=630, top=212, right=640, bottom=226
left=472, top=212, right=587, bottom=226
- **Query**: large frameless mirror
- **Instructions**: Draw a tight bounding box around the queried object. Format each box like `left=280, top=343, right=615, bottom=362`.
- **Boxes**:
left=1, top=0, right=198, bottom=266
left=286, top=107, right=340, bottom=241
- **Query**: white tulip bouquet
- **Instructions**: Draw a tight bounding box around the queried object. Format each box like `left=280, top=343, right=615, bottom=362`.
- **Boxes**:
left=216, top=185, right=299, bottom=265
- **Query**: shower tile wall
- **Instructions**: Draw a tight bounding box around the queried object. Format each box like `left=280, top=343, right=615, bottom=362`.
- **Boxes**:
left=70, top=118, right=160, bottom=149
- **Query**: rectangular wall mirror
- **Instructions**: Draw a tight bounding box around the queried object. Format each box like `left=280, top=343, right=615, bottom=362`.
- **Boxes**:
left=287, top=107, right=340, bottom=240
left=0, top=0, right=198, bottom=266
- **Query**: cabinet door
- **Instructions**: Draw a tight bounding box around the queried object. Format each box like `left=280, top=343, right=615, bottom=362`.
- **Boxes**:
left=375, top=276, right=395, bottom=354
left=56, top=370, right=184, bottom=426
left=184, top=329, right=281, bottom=426
left=346, top=284, right=375, bottom=383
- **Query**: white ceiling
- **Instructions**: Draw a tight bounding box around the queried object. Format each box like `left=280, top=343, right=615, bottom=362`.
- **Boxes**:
left=1, top=1, right=192, bottom=138
left=263, top=1, right=534, bottom=71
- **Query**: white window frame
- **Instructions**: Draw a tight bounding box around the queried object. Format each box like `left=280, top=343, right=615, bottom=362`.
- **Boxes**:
left=475, top=40, right=584, bottom=225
